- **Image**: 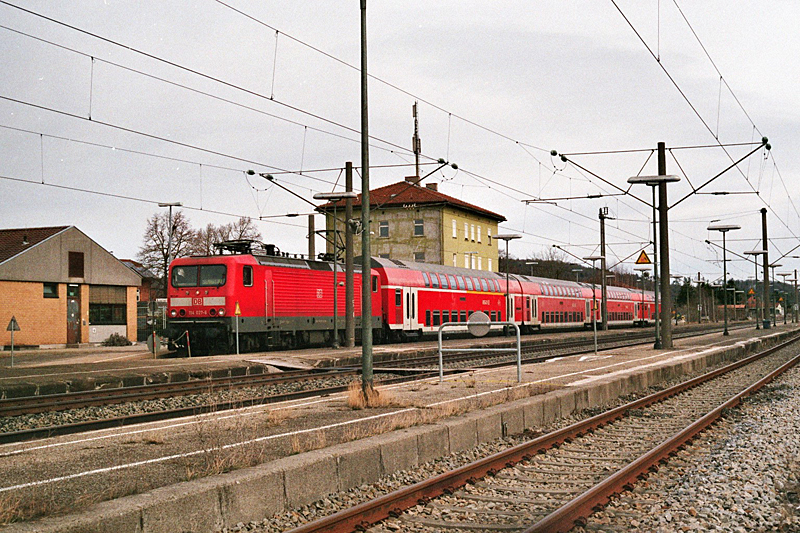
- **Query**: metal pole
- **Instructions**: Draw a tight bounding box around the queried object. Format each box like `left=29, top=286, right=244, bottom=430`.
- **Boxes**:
left=761, top=208, right=770, bottom=329
left=235, top=314, right=240, bottom=355
left=722, top=232, right=729, bottom=335
left=345, top=162, right=355, bottom=347
left=515, top=324, right=522, bottom=383
left=10, top=328, right=13, bottom=368
left=360, top=0, right=373, bottom=394
left=592, top=276, right=598, bottom=355
left=332, top=204, right=339, bottom=348
left=600, top=209, right=608, bottom=331
left=651, top=185, right=661, bottom=348
left=308, top=215, right=315, bottom=260
left=505, top=239, right=511, bottom=332
left=795, top=269, right=798, bottom=324
left=657, top=142, right=673, bottom=348
left=755, top=262, right=760, bottom=329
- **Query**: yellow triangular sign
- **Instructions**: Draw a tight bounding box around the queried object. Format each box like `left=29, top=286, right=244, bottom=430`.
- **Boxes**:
left=234, top=301, right=242, bottom=316
left=748, top=288, right=755, bottom=295
left=635, top=250, right=652, bottom=265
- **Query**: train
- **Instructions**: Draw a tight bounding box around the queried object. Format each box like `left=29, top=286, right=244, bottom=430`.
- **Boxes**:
left=165, top=241, right=656, bottom=355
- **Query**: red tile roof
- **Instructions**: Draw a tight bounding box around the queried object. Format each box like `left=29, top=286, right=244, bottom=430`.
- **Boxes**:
left=0, top=226, right=70, bottom=264
left=315, top=181, right=506, bottom=221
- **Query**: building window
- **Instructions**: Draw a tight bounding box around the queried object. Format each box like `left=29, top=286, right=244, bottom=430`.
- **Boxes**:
left=414, top=252, right=425, bottom=262
left=470, top=224, right=475, bottom=241
left=68, top=251, right=84, bottom=278
left=464, top=222, right=468, bottom=241
left=452, top=219, right=457, bottom=238
left=413, top=219, right=424, bottom=236
left=464, top=255, right=469, bottom=268
left=379, top=253, right=390, bottom=259
left=477, top=257, right=482, bottom=270
left=488, top=234, right=492, bottom=247
left=43, top=282, right=59, bottom=298
left=379, top=221, right=389, bottom=238
left=89, top=285, right=127, bottom=325
left=453, top=253, right=457, bottom=266
left=477, top=226, right=481, bottom=243
left=488, top=258, right=493, bottom=272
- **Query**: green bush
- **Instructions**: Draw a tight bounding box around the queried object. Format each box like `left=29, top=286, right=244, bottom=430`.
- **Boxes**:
left=102, top=333, right=132, bottom=346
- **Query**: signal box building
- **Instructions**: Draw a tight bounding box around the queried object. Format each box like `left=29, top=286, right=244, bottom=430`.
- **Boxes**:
left=0, top=226, right=141, bottom=347
left=317, top=178, right=506, bottom=271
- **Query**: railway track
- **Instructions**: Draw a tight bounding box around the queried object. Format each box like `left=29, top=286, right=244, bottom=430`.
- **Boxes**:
left=0, top=322, right=757, bottom=445
left=281, top=332, right=800, bottom=533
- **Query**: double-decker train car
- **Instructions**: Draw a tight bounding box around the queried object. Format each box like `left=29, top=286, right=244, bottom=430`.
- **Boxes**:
left=167, top=241, right=382, bottom=354
left=166, top=242, right=656, bottom=355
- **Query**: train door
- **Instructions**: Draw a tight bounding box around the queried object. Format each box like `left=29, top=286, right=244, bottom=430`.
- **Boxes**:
left=634, top=302, right=640, bottom=323
left=532, top=297, right=538, bottom=324
left=514, top=296, right=523, bottom=323
left=526, top=296, right=532, bottom=322
left=404, top=288, right=418, bottom=330
left=585, top=300, right=591, bottom=324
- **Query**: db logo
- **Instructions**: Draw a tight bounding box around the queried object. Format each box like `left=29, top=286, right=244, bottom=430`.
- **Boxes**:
left=316, top=289, right=323, bottom=299
left=192, top=298, right=203, bottom=306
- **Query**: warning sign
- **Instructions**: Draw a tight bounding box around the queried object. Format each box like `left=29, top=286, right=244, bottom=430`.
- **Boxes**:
left=234, top=302, right=242, bottom=316
left=748, top=288, right=755, bottom=295
left=635, top=250, right=652, bottom=265
left=6, top=316, right=20, bottom=332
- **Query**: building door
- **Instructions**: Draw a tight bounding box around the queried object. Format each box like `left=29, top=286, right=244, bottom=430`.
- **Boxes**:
left=67, top=284, right=81, bottom=344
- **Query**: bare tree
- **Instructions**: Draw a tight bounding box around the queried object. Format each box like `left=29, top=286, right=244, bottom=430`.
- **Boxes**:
left=192, top=217, right=262, bottom=255
left=137, top=210, right=196, bottom=295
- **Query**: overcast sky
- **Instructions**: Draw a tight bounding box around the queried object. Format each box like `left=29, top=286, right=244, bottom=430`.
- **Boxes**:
left=1, top=1, right=798, bottom=284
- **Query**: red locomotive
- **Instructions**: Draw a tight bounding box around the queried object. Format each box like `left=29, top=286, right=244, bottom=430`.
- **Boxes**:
left=166, top=242, right=656, bottom=354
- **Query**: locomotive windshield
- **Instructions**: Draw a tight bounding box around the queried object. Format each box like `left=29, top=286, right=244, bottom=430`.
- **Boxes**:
left=171, top=264, right=227, bottom=287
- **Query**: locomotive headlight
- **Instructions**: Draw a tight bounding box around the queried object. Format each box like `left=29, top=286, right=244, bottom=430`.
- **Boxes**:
left=170, top=309, right=177, bottom=317
left=209, top=309, right=217, bottom=316
left=218, top=308, right=226, bottom=316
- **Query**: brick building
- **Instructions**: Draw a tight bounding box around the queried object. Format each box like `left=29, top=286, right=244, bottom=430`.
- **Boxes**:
left=317, top=178, right=506, bottom=271
left=0, top=226, right=141, bottom=347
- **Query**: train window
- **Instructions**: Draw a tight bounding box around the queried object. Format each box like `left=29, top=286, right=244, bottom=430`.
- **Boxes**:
left=430, top=273, right=440, bottom=288
left=422, top=272, right=430, bottom=287
left=372, top=275, right=378, bottom=292
left=395, top=289, right=402, bottom=306
left=425, top=310, right=431, bottom=326
left=480, top=279, right=488, bottom=291
left=465, top=277, right=474, bottom=290
left=473, top=278, right=480, bottom=290
left=456, top=276, right=465, bottom=290
left=412, top=293, right=415, bottom=318
left=443, top=310, right=450, bottom=323
left=452, top=310, right=458, bottom=322
left=200, top=265, right=227, bottom=287
left=433, top=311, right=440, bottom=326
left=448, top=275, right=457, bottom=288
left=460, top=310, right=467, bottom=322
left=440, top=275, right=449, bottom=289
left=172, top=266, right=198, bottom=287
left=242, top=266, right=253, bottom=287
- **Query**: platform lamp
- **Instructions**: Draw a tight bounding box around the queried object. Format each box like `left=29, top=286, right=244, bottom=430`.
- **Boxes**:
left=584, top=255, right=604, bottom=355
left=525, top=261, right=538, bottom=276
left=314, top=191, right=358, bottom=349
left=707, top=222, right=740, bottom=336
left=744, top=250, right=767, bottom=329
left=777, top=272, right=793, bottom=325
left=492, top=233, right=522, bottom=329
left=769, top=263, right=782, bottom=327
left=571, top=268, right=582, bottom=283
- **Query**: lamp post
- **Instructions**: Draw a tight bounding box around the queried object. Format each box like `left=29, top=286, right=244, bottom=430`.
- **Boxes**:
left=770, top=263, right=782, bottom=327
left=789, top=276, right=798, bottom=324
left=525, top=261, right=538, bottom=276
left=158, top=202, right=182, bottom=288
left=584, top=255, right=604, bottom=355
left=314, top=191, right=358, bottom=349
left=634, top=265, right=650, bottom=325
left=627, top=169, right=681, bottom=349
left=744, top=250, right=767, bottom=329
left=778, top=272, right=792, bottom=325
left=571, top=268, right=582, bottom=283
left=707, top=222, right=740, bottom=336
left=492, top=234, right=522, bottom=327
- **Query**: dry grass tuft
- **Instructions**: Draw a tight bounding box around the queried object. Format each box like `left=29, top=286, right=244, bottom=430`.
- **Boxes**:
left=345, top=381, right=408, bottom=410
left=0, top=494, right=22, bottom=525
left=184, top=413, right=268, bottom=480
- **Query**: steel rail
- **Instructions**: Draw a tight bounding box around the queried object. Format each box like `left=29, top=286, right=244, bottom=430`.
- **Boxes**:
left=283, top=332, right=800, bottom=533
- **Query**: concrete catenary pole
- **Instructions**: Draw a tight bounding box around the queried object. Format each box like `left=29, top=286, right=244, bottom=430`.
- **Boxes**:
left=658, top=142, right=673, bottom=348
left=307, top=215, right=315, bottom=260
left=761, top=208, right=770, bottom=329
left=345, top=162, right=355, bottom=347
left=360, top=0, right=374, bottom=394
left=599, top=208, right=609, bottom=331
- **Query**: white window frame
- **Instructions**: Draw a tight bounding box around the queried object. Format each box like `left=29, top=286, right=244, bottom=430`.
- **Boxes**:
left=488, top=258, right=493, bottom=271
left=413, top=219, right=424, bottom=237
left=379, top=221, right=389, bottom=238
left=477, top=226, right=481, bottom=243
left=464, top=254, right=470, bottom=268
left=464, top=222, right=469, bottom=241
left=452, top=219, right=457, bottom=238
left=453, top=253, right=457, bottom=266
left=470, top=224, right=475, bottom=242
left=477, top=256, right=482, bottom=270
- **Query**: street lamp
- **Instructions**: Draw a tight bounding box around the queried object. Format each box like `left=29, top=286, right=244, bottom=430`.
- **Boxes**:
left=525, top=261, right=538, bottom=276
left=314, top=191, right=358, bottom=349
left=634, top=265, right=650, bottom=326
left=744, top=250, right=767, bottom=329
left=492, top=233, right=522, bottom=326
left=769, top=263, right=782, bottom=327
left=707, top=222, right=740, bottom=335
left=571, top=268, right=582, bottom=283
left=627, top=172, right=681, bottom=348
left=584, top=255, right=604, bottom=355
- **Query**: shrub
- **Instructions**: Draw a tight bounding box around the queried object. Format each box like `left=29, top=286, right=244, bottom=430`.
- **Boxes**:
left=101, top=333, right=132, bottom=346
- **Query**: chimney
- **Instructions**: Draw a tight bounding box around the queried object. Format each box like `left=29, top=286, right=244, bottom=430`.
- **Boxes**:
left=425, top=183, right=438, bottom=192
left=404, top=176, right=420, bottom=185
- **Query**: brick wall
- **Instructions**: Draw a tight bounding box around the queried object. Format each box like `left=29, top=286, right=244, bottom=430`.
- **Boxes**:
left=0, top=280, right=67, bottom=345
